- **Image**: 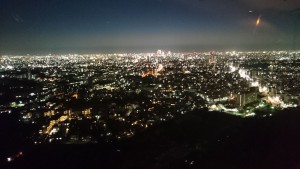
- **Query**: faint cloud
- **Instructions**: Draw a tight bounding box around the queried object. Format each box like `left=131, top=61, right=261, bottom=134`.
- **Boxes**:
left=11, top=13, right=24, bottom=23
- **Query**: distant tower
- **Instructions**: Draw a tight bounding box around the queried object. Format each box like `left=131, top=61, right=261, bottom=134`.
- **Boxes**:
left=237, top=94, right=246, bottom=107
left=157, top=50, right=162, bottom=55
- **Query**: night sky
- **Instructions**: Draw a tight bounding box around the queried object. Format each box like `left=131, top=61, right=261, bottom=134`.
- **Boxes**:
left=0, top=0, right=299, bottom=54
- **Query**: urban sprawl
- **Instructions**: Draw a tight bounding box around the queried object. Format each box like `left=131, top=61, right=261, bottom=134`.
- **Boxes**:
left=1, top=50, right=300, bottom=144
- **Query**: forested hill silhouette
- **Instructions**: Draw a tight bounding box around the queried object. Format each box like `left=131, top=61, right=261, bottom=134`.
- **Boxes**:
left=4, top=108, right=300, bottom=169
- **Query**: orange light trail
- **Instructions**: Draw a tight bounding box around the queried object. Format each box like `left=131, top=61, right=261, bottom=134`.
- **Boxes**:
left=256, top=16, right=261, bottom=26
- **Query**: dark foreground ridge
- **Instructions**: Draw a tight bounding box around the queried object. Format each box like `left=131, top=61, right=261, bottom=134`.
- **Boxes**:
left=2, top=108, right=300, bottom=169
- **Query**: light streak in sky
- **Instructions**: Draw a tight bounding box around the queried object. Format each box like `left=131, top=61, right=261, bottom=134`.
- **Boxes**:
left=256, top=16, right=261, bottom=26
left=253, top=15, right=261, bottom=35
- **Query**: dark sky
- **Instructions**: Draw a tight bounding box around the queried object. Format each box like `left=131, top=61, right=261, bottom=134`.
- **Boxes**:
left=0, top=0, right=299, bottom=54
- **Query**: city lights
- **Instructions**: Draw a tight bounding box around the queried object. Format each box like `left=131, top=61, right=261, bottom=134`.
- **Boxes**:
left=1, top=50, right=300, bottom=143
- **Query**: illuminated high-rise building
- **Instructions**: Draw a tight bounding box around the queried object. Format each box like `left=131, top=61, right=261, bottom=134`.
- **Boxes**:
left=157, top=50, right=162, bottom=55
